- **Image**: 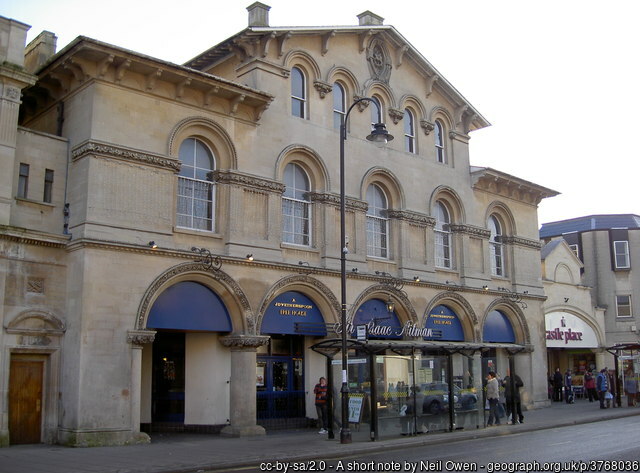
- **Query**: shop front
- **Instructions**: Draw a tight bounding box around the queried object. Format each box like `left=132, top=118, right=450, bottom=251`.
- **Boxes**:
left=310, top=302, right=523, bottom=441
left=145, top=280, right=233, bottom=431
left=258, top=291, right=327, bottom=428
left=545, top=311, right=601, bottom=398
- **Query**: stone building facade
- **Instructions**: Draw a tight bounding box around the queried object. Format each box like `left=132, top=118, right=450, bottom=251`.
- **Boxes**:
left=540, top=215, right=640, bottom=369
left=1, top=4, right=558, bottom=446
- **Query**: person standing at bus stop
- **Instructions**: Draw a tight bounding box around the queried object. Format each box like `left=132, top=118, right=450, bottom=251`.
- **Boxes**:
left=314, top=377, right=329, bottom=434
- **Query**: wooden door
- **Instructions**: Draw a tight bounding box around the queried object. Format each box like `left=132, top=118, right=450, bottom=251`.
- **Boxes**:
left=9, top=358, right=44, bottom=444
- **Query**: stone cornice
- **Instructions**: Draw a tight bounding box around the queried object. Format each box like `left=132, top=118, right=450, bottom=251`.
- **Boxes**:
left=501, top=235, right=543, bottom=250
left=308, top=192, right=368, bottom=212
left=448, top=223, right=491, bottom=239
left=127, top=330, right=156, bottom=346
left=0, top=225, right=70, bottom=248
left=449, top=130, right=470, bottom=144
left=386, top=210, right=435, bottom=227
left=72, top=140, right=181, bottom=172
left=219, top=334, right=270, bottom=349
left=23, top=37, right=273, bottom=123
left=470, top=167, right=560, bottom=206
left=213, top=170, right=285, bottom=194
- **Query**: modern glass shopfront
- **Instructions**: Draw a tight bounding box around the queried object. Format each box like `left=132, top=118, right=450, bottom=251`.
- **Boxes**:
left=310, top=339, right=519, bottom=440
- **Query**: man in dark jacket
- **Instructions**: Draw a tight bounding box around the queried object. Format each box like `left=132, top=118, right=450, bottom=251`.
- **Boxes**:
left=552, top=368, right=563, bottom=402
left=503, top=371, right=524, bottom=424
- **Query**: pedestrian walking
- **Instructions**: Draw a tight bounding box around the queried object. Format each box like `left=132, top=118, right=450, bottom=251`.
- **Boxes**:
left=486, top=371, right=501, bottom=426
left=596, top=368, right=609, bottom=409
left=503, top=371, right=524, bottom=424
left=553, top=368, right=563, bottom=402
left=314, top=377, right=329, bottom=433
left=584, top=370, right=597, bottom=402
left=624, top=369, right=637, bottom=407
left=564, top=369, right=574, bottom=403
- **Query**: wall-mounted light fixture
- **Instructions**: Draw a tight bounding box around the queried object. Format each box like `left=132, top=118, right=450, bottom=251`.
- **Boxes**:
left=246, top=254, right=254, bottom=262
left=148, top=241, right=158, bottom=249
left=385, top=296, right=395, bottom=313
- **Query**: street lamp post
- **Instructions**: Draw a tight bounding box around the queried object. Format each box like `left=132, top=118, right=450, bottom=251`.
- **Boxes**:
left=338, top=97, right=393, bottom=444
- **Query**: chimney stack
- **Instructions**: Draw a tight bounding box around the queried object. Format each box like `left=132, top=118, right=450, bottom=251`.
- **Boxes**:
left=357, top=11, right=384, bottom=26
left=247, top=2, right=271, bottom=27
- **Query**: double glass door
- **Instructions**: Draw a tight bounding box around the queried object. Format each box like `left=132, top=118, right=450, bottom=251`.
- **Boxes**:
left=256, top=356, right=304, bottom=418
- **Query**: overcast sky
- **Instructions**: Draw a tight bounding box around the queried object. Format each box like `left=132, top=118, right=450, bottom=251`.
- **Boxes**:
left=5, top=0, right=640, bottom=226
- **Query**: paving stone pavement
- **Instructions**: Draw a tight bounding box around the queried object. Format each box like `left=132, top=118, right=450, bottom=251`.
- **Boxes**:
left=0, top=399, right=638, bottom=473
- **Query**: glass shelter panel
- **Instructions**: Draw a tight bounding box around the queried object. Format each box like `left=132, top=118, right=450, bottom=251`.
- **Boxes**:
left=375, top=354, right=413, bottom=437
left=451, top=353, right=481, bottom=430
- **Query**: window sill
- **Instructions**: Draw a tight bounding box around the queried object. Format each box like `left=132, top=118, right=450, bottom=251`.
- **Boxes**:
left=281, top=242, right=318, bottom=253
left=15, top=197, right=56, bottom=209
left=173, top=226, right=221, bottom=239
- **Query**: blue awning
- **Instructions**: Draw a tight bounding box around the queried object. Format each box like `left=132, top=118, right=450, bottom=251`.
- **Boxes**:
left=261, top=291, right=327, bottom=336
left=424, top=305, right=464, bottom=341
left=147, top=281, right=232, bottom=332
left=483, top=310, right=516, bottom=343
left=353, top=299, right=402, bottom=339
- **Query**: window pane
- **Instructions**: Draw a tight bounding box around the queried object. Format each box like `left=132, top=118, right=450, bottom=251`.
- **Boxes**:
left=44, top=169, right=54, bottom=203
left=616, top=295, right=632, bottom=317
left=291, top=67, right=305, bottom=118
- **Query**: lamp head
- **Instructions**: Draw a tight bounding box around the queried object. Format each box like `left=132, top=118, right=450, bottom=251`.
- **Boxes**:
left=367, top=123, right=394, bottom=148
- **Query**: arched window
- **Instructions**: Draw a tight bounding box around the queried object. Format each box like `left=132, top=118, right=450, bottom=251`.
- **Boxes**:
left=291, top=67, right=306, bottom=118
left=282, top=163, right=311, bottom=246
left=177, top=138, right=215, bottom=231
left=434, top=201, right=452, bottom=268
left=435, top=120, right=446, bottom=163
left=370, top=96, right=382, bottom=127
left=366, top=184, right=389, bottom=258
left=333, top=82, right=346, bottom=130
left=488, top=215, right=504, bottom=276
left=404, top=109, right=415, bottom=153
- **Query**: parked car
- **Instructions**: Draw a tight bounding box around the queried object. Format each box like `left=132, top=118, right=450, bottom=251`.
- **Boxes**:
left=420, top=382, right=477, bottom=414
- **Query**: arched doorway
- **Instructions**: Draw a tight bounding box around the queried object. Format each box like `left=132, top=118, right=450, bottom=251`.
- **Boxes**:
left=258, top=291, right=326, bottom=426
left=146, top=281, right=232, bottom=427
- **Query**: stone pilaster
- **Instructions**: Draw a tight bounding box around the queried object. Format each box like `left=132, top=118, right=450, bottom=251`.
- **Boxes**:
left=219, top=335, right=270, bottom=437
left=127, top=330, right=155, bottom=444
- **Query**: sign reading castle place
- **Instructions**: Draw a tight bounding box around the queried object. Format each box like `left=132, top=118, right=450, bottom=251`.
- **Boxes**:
left=544, top=311, right=599, bottom=348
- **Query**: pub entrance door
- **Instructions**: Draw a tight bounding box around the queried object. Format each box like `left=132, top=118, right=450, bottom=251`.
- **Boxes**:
left=9, top=355, right=44, bottom=444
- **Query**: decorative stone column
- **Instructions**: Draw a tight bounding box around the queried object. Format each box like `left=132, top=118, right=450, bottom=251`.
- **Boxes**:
left=219, top=334, right=270, bottom=437
left=127, top=330, right=156, bottom=444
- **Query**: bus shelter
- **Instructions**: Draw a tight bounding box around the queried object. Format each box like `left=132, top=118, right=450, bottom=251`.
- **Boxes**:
left=310, top=338, right=526, bottom=441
